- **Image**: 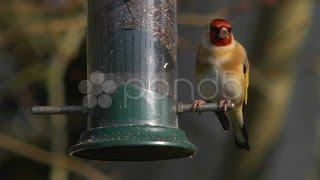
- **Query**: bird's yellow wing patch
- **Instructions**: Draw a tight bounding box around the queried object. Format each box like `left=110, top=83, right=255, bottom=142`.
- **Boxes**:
left=243, top=61, right=249, bottom=105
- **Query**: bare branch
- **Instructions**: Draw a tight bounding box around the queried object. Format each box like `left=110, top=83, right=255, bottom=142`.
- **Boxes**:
left=0, top=133, right=109, bottom=180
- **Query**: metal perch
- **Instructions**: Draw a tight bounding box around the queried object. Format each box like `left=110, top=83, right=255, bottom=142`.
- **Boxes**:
left=176, top=102, right=235, bottom=113
left=31, top=106, right=87, bottom=114
left=32, top=102, right=235, bottom=115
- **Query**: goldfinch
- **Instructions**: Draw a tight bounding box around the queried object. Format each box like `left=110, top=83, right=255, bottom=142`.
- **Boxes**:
left=192, top=19, right=250, bottom=151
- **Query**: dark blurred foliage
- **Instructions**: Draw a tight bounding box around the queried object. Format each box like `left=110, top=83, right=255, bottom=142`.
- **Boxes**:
left=0, top=0, right=319, bottom=180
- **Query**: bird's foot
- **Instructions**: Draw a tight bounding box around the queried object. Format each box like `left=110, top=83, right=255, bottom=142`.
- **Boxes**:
left=191, top=99, right=206, bottom=114
left=219, top=99, right=232, bottom=113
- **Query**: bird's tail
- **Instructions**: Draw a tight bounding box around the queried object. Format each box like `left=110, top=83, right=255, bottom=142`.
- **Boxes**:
left=233, top=125, right=250, bottom=151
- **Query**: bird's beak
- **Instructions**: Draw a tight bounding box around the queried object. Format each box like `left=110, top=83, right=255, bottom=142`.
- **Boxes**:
left=218, top=27, right=230, bottom=39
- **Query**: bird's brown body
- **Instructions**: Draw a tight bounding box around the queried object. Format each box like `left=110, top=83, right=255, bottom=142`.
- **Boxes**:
left=194, top=19, right=250, bottom=150
left=196, top=38, right=248, bottom=107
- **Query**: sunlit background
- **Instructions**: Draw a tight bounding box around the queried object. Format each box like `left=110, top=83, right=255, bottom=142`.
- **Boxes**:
left=0, top=0, right=319, bottom=179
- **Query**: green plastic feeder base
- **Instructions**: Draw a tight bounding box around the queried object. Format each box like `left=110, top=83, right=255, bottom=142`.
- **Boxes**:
left=69, top=125, right=197, bottom=161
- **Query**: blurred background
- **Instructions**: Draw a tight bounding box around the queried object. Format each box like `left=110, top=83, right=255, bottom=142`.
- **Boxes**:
left=0, top=0, right=319, bottom=179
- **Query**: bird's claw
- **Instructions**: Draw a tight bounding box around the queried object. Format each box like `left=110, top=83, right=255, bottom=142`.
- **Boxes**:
left=219, top=99, right=232, bottom=113
left=191, top=99, right=206, bottom=114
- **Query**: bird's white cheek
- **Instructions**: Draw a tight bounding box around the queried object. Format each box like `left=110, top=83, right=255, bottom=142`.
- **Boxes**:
left=201, top=36, right=214, bottom=49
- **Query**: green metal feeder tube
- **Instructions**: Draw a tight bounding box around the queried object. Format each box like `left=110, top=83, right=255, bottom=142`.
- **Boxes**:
left=68, top=0, right=198, bottom=161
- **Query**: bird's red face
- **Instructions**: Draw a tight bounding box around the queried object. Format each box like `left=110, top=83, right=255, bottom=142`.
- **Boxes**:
left=209, top=19, right=233, bottom=46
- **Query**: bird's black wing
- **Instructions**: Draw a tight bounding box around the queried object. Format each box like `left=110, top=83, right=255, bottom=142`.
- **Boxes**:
left=214, top=111, right=230, bottom=131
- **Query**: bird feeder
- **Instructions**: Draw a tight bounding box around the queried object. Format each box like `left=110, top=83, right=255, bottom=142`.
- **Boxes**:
left=32, top=0, right=233, bottom=161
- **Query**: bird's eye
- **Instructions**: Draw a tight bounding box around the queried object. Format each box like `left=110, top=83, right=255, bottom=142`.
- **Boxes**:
left=210, top=26, right=219, bottom=33
left=228, top=27, right=232, bottom=32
